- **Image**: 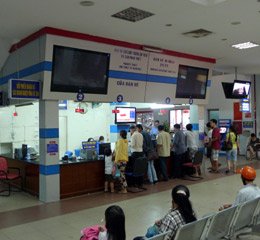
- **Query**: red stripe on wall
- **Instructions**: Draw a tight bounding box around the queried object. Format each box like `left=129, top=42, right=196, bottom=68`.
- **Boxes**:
left=9, top=27, right=216, bottom=64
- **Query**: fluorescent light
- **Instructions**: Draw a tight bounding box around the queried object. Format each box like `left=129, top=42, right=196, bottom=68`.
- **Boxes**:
left=189, top=0, right=227, bottom=6
left=142, top=45, right=163, bottom=53
left=232, top=42, right=259, bottom=50
left=150, top=104, right=174, bottom=109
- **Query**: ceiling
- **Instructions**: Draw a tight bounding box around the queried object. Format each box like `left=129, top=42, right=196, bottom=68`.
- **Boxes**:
left=1, top=0, right=260, bottom=74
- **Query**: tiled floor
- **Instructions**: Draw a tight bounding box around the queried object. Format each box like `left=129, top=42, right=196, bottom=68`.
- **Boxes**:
left=1, top=155, right=260, bottom=239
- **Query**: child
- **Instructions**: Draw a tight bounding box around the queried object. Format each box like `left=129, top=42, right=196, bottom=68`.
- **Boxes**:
left=104, top=148, right=114, bottom=193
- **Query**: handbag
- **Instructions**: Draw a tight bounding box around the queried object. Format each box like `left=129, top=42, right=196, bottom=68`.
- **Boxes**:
left=222, top=133, right=233, bottom=151
left=112, top=164, right=120, bottom=178
left=147, top=149, right=159, bottom=161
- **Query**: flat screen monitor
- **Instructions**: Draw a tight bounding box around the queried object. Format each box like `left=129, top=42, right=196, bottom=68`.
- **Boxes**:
left=115, top=107, right=136, bottom=124
left=98, top=143, right=111, bottom=155
left=232, top=80, right=251, bottom=98
left=175, top=65, right=209, bottom=99
left=22, top=144, right=27, bottom=160
left=51, top=45, right=110, bottom=94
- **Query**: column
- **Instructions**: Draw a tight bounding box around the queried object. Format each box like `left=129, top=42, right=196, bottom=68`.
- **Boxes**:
left=39, top=100, right=60, bottom=202
left=189, top=104, right=201, bottom=149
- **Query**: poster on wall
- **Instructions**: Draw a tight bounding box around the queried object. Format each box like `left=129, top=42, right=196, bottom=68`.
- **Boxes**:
left=243, top=121, right=253, bottom=129
left=233, top=102, right=242, bottom=121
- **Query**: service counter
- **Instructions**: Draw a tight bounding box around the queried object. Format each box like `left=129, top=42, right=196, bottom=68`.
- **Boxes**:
left=4, top=157, right=105, bottom=199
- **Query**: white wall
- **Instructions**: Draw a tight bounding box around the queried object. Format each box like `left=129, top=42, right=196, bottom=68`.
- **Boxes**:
left=0, top=102, right=39, bottom=155
left=58, top=101, right=111, bottom=156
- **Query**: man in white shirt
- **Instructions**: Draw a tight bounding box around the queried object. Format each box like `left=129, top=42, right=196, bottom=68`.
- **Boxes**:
left=220, top=166, right=260, bottom=210
left=129, top=125, right=144, bottom=158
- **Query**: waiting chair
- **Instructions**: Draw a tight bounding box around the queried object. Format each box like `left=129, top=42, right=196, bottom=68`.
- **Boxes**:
left=0, top=157, right=23, bottom=196
left=182, top=151, right=203, bottom=180
left=175, top=215, right=213, bottom=240
left=203, top=205, right=239, bottom=240
left=125, top=156, right=148, bottom=192
left=231, top=198, right=260, bottom=238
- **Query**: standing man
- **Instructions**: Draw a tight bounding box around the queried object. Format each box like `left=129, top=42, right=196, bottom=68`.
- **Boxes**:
left=210, top=119, right=221, bottom=173
left=150, top=120, right=160, bottom=148
left=157, top=125, right=171, bottom=181
left=172, top=124, right=187, bottom=179
left=136, top=124, right=158, bottom=184
left=129, top=125, right=144, bottom=159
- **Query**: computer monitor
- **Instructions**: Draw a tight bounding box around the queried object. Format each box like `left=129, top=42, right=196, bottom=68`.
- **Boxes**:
left=98, top=143, right=111, bottom=155
left=22, top=144, right=27, bottom=160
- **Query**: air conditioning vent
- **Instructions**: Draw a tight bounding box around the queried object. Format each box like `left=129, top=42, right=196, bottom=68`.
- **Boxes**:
left=182, top=29, right=213, bottom=38
left=112, top=7, right=154, bottom=22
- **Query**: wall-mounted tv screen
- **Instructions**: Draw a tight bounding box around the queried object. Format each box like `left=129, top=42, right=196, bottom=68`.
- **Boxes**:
left=51, top=45, right=110, bottom=94
left=232, top=80, right=251, bottom=98
left=115, top=107, right=136, bottom=124
left=175, top=65, right=209, bottom=99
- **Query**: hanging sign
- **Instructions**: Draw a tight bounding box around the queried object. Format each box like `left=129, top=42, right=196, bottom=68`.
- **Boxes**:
left=77, top=90, right=85, bottom=102
left=117, top=94, right=124, bottom=103
left=9, top=79, right=40, bottom=99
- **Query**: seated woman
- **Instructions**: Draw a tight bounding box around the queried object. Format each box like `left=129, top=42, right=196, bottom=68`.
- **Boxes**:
left=98, top=205, right=126, bottom=240
left=134, top=185, right=196, bottom=240
left=247, top=133, right=260, bottom=160
left=81, top=205, right=126, bottom=240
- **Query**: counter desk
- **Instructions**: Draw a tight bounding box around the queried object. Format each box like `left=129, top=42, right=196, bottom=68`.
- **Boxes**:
left=4, top=157, right=105, bottom=199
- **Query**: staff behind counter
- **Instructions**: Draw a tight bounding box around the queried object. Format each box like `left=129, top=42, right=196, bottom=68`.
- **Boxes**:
left=62, top=140, right=112, bottom=161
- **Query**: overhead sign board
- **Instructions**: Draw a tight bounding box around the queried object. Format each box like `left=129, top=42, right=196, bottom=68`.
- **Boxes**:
left=9, top=79, right=40, bottom=100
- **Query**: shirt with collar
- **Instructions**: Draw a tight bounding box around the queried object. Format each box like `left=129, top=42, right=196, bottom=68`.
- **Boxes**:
left=131, top=131, right=143, bottom=153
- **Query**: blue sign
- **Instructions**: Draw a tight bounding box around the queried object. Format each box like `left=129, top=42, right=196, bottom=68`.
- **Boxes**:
left=59, top=100, right=68, bottom=110
left=189, top=97, right=193, bottom=105
left=117, top=94, right=124, bottom=103
left=82, top=141, right=97, bottom=150
left=165, top=97, right=171, bottom=104
left=47, top=143, right=58, bottom=153
left=9, top=79, right=40, bottom=99
left=77, top=92, right=85, bottom=101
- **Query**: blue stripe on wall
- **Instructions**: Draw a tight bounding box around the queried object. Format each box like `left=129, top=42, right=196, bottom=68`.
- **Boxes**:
left=191, top=123, right=199, bottom=131
left=0, top=61, right=211, bottom=87
left=0, top=61, right=52, bottom=85
left=147, top=75, right=177, bottom=84
left=40, top=128, right=59, bottom=138
left=109, top=70, right=147, bottom=81
left=40, top=164, right=60, bottom=175
left=110, top=124, right=130, bottom=133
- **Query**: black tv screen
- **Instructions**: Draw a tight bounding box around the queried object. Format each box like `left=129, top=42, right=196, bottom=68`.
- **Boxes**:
left=175, top=65, right=209, bottom=99
left=222, top=82, right=249, bottom=99
left=51, top=45, right=110, bottom=94
left=232, top=80, right=251, bottom=98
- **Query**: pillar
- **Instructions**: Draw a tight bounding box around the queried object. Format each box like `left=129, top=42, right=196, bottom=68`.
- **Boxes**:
left=189, top=104, right=201, bottom=149
left=39, top=100, right=60, bottom=202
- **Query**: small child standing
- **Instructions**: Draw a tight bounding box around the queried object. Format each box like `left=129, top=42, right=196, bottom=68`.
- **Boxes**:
left=104, top=148, right=114, bottom=193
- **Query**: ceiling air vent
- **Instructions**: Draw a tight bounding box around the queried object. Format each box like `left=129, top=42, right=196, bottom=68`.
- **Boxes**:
left=182, top=29, right=213, bottom=38
left=111, top=7, right=154, bottom=22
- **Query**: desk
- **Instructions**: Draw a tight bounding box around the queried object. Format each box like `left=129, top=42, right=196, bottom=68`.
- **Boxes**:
left=4, top=157, right=104, bottom=199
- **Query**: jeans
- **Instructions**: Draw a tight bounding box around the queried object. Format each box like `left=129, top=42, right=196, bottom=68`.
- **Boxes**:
left=147, top=160, right=158, bottom=183
left=226, top=148, right=238, bottom=161
left=159, top=157, right=169, bottom=180
left=172, top=153, right=184, bottom=178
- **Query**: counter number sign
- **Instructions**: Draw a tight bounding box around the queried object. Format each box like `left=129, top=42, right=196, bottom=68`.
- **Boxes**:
left=189, top=96, right=193, bottom=105
left=165, top=97, right=171, bottom=104
left=77, top=90, right=84, bottom=102
left=117, top=94, right=123, bottom=103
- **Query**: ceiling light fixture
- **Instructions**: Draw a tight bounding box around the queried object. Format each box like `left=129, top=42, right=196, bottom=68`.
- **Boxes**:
left=189, top=0, right=227, bottom=6
left=165, top=24, right=172, bottom=27
left=232, top=42, right=259, bottom=50
left=80, top=1, right=94, bottom=6
left=231, top=21, right=241, bottom=25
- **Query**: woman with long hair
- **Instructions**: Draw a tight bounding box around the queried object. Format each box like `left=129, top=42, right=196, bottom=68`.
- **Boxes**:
left=156, top=185, right=196, bottom=240
left=225, top=125, right=239, bottom=174
left=99, top=205, right=126, bottom=240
